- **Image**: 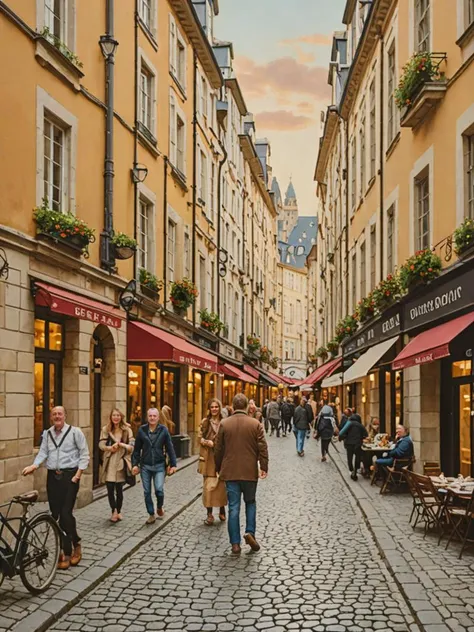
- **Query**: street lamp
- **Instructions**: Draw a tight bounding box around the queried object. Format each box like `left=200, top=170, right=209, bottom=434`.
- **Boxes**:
left=119, top=280, right=137, bottom=314
left=131, top=164, right=148, bottom=184
left=99, top=34, right=119, bottom=59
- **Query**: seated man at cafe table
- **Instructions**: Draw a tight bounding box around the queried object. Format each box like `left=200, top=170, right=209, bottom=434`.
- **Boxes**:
left=375, top=425, right=414, bottom=468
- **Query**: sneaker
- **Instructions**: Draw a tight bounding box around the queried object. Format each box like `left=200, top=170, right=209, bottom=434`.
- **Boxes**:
left=146, top=515, right=156, bottom=525
left=157, top=508, right=165, bottom=519
left=244, top=533, right=261, bottom=552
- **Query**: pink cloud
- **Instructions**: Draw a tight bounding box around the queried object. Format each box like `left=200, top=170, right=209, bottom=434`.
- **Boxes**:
left=281, top=33, right=332, bottom=46
left=255, top=110, right=314, bottom=131
left=234, top=56, right=331, bottom=100
left=297, top=101, right=316, bottom=114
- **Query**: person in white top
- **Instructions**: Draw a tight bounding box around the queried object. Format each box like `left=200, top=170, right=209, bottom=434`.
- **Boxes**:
left=23, top=406, right=90, bottom=570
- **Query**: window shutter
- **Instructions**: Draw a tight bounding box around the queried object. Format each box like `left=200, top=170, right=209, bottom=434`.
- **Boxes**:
left=169, top=15, right=177, bottom=75
left=151, top=74, right=157, bottom=136
left=197, top=147, right=202, bottom=198
left=182, top=114, right=187, bottom=176
left=169, top=93, right=176, bottom=165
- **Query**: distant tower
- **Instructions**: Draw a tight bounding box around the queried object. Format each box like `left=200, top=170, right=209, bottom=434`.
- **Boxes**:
left=282, top=179, right=299, bottom=239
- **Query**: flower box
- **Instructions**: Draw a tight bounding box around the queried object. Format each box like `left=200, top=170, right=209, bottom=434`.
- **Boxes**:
left=34, top=201, right=95, bottom=256
left=115, top=245, right=136, bottom=260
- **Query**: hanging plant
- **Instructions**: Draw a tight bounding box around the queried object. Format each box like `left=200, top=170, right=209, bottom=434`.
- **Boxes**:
left=356, top=294, right=377, bottom=323
left=454, top=218, right=474, bottom=257
left=334, top=314, right=359, bottom=343
left=139, top=269, right=163, bottom=300
left=40, top=26, right=84, bottom=69
left=372, top=273, right=402, bottom=312
left=170, top=278, right=198, bottom=312
left=315, top=347, right=328, bottom=361
left=112, top=232, right=137, bottom=260
left=33, top=199, right=94, bottom=253
left=327, top=340, right=339, bottom=356
left=199, top=309, right=225, bottom=335
left=247, top=334, right=261, bottom=352
left=394, top=52, right=442, bottom=110
left=399, top=250, right=442, bottom=292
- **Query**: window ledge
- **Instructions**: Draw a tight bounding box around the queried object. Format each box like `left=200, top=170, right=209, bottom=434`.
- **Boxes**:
left=170, top=165, right=188, bottom=192
left=399, top=82, right=448, bottom=129
left=170, top=72, right=187, bottom=101
left=35, top=37, right=84, bottom=91
left=365, top=176, right=376, bottom=196
left=137, top=124, right=160, bottom=157
left=138, top=18, right=158, bottom=51
left=456, top=21, right=474, bottom=48
left=386, top=131, right=401, bottom=160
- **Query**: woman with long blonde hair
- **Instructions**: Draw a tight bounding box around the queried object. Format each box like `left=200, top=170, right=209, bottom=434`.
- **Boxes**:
left=160, top=405, right=176, bottom=435
left=99, top=408, right=134, bottom=522
left=198, top=398, right=227, bottom=525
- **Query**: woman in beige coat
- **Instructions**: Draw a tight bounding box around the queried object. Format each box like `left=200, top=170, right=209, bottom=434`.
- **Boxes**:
left=99, top=409, right=134, bottom=522
left=198, top=399, right=227, bottom=525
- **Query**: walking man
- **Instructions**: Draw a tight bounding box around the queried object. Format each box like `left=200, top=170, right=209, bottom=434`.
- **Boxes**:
left=215, top=394, right=269, bottom=555
left=262, top=399, right=270, bottom=434
left=266, top=396, right=281, bottom=438
left=22, top=406, right=89, bottom=570
left=280, top=397, right=295, bottom=437
left=338, top=412, right=368, bottom=481
left=294, top=397, right=312, bottom=456
left=315, top=405, right=336, bottom=462
left=132, top=408, right=177, bottom=524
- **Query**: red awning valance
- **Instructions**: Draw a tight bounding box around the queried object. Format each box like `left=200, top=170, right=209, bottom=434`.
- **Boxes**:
left=299, top=358, right=342, bottom=389
left=219, top=363, right=258, bottom=385
left=128, top=321, right=218, bottom=373
left=34, top=281, right=124, bottom=329
left=243, top=364, right=260, bottom=380
left=392, top=312, right=474, bottom=371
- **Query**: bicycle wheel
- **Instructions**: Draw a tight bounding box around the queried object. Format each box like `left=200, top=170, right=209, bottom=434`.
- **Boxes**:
left=19, top=513, right=60, bottom=594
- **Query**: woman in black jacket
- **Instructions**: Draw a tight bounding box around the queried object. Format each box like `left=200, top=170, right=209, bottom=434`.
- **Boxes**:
left=316, top=405, right=335, bottom=462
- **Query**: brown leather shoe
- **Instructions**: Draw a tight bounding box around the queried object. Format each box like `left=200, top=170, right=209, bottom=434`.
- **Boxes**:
left=157, top=508, right=165, bottom=519
left=244, top=533, right=261, bottom=552
left=57, top=554, right=71, bottom=570
left=231, top=544, right=241, bottom=555
left=70, top=545, right=82, bottom=567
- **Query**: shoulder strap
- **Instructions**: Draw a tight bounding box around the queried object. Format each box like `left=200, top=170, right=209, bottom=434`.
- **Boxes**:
left=48, top=424, right=73, bottom=449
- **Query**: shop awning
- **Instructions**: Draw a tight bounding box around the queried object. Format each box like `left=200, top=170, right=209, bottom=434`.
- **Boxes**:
left=243, top=364, right=260, bottom=380
left=128, top=322, right=218, bottom=373
left=392, top=312, right=474, bottom=371
left=33, top=281, right=124, bottom=328
left=321, top=372, right=344, bottom=389
left=344, top=337, right=399, bottom=384
left=257, top=368, right=280, bottom=387
left=219, top=363, right=258, bottom=385
left=299, top=358, right=342, bottom=390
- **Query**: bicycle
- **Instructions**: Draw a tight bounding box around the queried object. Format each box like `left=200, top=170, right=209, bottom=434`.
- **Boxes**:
left=0, top=490, right=60, bottom=594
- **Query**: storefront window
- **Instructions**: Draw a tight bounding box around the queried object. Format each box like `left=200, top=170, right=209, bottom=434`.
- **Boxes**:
left=223, top=379, right=236, bottom=407
left=49, top=322, right=63, bottom=351
left=385, top=372, right=392, bottom=435
left=128, top=365, right=144, bottom=435
left=394, top=371, right=402, bottom=424
left=452, top=360, right=472, bottom=378
left=459, top=383, right=472, bottom=477
left=34, top=319, right=46, bottom=348
left=148, top=363, right=161, bottom=409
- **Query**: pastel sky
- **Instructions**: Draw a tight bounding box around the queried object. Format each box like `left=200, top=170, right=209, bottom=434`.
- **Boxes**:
left=217, top=0, right=346, bottom=216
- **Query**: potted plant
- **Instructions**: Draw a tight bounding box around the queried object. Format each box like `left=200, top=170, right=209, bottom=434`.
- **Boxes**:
left=198, top=309, right=225, bottom=335
left=399, top=250, right=442, bottom=293
left=246, top=334, right=261, bottom=353
left=356, top=294, right=377, bottom=323
left=269, top=357, right=279, bottom=370
left=170, top=278, right=198, bottom=315
left=33, top=200, right=95, bottom=254
left=371, top=273, right=401, bottom=312
left=327, top=340, right=339, bottom=357
left=334, top=314, right=359, bottom=344
left=260, top=346, right=271, bottom=365
left=112, top=232, right=137, bottom=260
left=139, top=268, right=163, bottom=301
left=395, top=52, right=442, bottom=114
left=315, top=346, right=329, bottom=361
left=454, top=218, right=474, bottom=259
left=40, top=26, right=83, bottom=69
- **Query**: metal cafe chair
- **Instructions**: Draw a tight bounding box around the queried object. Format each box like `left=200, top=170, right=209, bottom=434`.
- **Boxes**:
left=442, top=489, right=474, bottom=558
left=410, top=472, right=446, bottom=537
left=380, top=457, right=415, bottom=495
left=404, top=468, right=424, bottom=528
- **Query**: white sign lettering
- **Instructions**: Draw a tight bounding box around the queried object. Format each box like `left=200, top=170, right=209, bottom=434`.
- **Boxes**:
left=409, top=286, right=463, bottom=322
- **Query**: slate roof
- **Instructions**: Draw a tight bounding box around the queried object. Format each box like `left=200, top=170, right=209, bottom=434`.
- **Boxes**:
left=278, top=217, right=318, bottom=269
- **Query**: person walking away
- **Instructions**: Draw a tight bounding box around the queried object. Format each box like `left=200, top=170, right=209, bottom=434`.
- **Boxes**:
left=316, top=405, right=335, bottom=462
left=338, top=413, right=368, bottom=481
left=199, top=399, right=227, bottom=525
left=99, top=409, right=134, bottom=523
left=22, top=406, right=89, bottom=570
left=262, top=399, right=270, bottom=434
left=215, top=394, right=268, bottom=555
left=160, top=405, right=176, bottom=435
left=132, top=408, right=177, bottom=524
left=304, top=397, right=315, bottom=439
left=339, top=407, right=353, bottom=431
left=267, top=396, right=281, bottom=438
left=294, top=398, right=311, bottom=456
left=281, top=398, right=294, bottom=437
left=248, top=400, right=258, bottom=418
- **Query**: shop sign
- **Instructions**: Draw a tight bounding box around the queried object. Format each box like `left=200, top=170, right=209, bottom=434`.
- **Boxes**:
left=79, top=366, right=88, bottom=375
left=404, top=268, right=474, bottom=331
left=192, top=333, right=217, bottom=351
left=173, top=351, right=217, bottom=373
left=54, top=300, right=122, bottom=328
left=343, top=310, right=401, bottom=356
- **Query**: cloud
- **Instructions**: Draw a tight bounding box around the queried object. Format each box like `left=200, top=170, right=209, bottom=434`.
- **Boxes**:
left=296, top=50, right=317, bottom=64
left=234, top=56, right=331, bottom=100
left=281, top=33, right=332, bottom=47
left=254, top=110, right=315, bottom=131
left=297, top=102, right=316, bottom=114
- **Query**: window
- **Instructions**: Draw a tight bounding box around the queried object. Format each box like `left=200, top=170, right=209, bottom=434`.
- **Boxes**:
left=201, top=77, right=208, bottom=120
left=138, top=0, right=154, bottom=33
left=139, top=64, right=155, bottom=134
left=184, top=231, right=191, bottom=278
left=44, top=0, right=66, bottom=42
left=199, top=256, right=206, bottom=311
left=415, top=168, right=430, bottom=250
left=351, top=138, right=357, bottom=209
left=233, top=292, right=239, bottom=343
left=415, top=0, right=431, bottom=52
left=387, top=43, right=397, bottom=146
left=465, top=133, right=474, bottom=219
left=199, top=150, right=207, bottom=204
left=137, top=197, right=154, bottom=271
left=43, top=115, right=66, bottom=211
left=369, top=78, right=376, bottom=180
left=370, top=225, right=376, bottom=290
left=360, top=242, right=367, bottom=299
left=169, top=94, right=186, bottom=175
left=210, top=163, right=216, bottom=222
left=169, top=15, right=186, bottom=90
left=176, top=114, right=185, bottom=174
left=352, top=253, right=357, bottom=309
left=359, top=105, right=366, bottom=195
left=469, top=0, right=474, bottom=27
left=387, top=206, right=395, bottom=274
left=167, top=219, right=176, bottom=282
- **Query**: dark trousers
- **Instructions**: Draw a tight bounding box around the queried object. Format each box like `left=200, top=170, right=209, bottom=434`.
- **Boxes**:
left=270, top=418, right=280, bottom=437
left=47, top=470, right=80, bottom=556
left=346, top=445, right=362, bottom=473
left=321, top=438, right=331, bottom=457
left=106, top=482, right=124, bottom=513
left=282, top=419, right=292, bottom=434
left=264, top=418, right=269, bottom=433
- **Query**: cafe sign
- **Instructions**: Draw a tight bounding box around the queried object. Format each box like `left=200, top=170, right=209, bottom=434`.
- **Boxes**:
left=404, top=267, right=474, bottom=331
left=343, top=309, right=401, bottom=356
left=173, top=351, right=216, bottom=373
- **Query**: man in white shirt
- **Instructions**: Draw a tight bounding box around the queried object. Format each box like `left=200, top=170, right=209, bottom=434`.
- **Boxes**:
left=23, top=406, right=90, bottom=570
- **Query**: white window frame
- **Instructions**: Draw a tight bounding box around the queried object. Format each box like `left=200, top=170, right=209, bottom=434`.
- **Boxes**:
left=167, top=219, right=176, bottom=283
left=410, top=146, right=434, bottom=254
left=184, top=229, right=191, bottom=278
left=360, top=240, right=367, bottom=300
left=138, top=49, right=157, bottom=138
left=138, top=0, right=157, bottom=38
left=36, top=86, right=77, bottom=212
left=136, top=183, right=156, bottom=275
left=351, top=137, right=357, bottom=212
left=414, top=0, right=431, bottom=52
left=199, top=255, right=207, bottom=312
left=169, top=91, right=187, bottom=176
left=456, top=105, right=474, bottom=223
left=169, top=14, right=187, bottom=92
left=465, top=132, right=474, bottom=219
left=383, top=186, right=399, bottom=277
left=387, top=41, right=397, bottom=147
left=359, top=102, right=366, bottom=196
left=199, top=148, right=207, bottom=206
left=37, top=0, right=75, bottom=50
left=369, top=77, right=377, bottom=181
left=370, top=224, right=377, bottom=290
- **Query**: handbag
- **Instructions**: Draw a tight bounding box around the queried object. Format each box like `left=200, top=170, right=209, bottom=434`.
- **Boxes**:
left=121, top=430, right=136, bottom=487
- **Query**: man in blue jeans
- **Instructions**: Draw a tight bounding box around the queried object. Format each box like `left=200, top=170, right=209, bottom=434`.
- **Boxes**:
left=215, top=394, right=269, bottom=555
left=293, top=397, right=312, bottom=457
left=132, top=408, right=177, bottom=524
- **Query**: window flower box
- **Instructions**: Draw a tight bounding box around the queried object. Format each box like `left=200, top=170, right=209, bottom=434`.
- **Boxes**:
left=112, top=233, right=137, bottom=260
left=399, top=250, right=442, bottom=293
left=138, top=269, right=162, bottom=302
left=454, top=218, right=474, bottom=259
left=170, top=278, right=198, bottom=316
left=33, top=201, right=94, bottom=256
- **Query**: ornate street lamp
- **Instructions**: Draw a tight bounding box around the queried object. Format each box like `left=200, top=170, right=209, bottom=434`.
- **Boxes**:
left=131, top=164, right=148, bottom=184
left=99, top=35, right=119, bottom=59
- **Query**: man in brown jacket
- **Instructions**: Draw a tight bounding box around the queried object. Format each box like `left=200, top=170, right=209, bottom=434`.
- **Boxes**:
left=215, top=393, right=269, bottom=555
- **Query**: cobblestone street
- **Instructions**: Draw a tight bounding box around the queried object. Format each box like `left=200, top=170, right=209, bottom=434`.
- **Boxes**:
left=47, top=437, right=420, bottom=632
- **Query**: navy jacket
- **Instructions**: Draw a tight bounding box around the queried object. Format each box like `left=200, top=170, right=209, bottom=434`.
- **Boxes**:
left=389, top=435, right=414, bottom=460
left=132, top=424, right=177, bottom=469
left=339, top=415, right=368, bottom=447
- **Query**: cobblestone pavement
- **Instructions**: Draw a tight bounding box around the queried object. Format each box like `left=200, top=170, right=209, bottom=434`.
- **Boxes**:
left=331, top=448, right=474, bottom=632
left=0, top=458, right=201, bottom=632
left=48, top=436, right=420, bottom=632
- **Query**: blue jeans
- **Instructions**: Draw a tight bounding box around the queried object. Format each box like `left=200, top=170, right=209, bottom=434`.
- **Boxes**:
left=376, top=457, right=394, bottom=467
left=296, top=429, right=306, bottom=453
left=141, top=465, right=165, bottom=515
left=225, top=481, right=257, bottom=545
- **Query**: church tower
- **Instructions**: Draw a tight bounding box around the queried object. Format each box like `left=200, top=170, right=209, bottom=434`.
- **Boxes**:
left=281, top=179, right=299, bottom=240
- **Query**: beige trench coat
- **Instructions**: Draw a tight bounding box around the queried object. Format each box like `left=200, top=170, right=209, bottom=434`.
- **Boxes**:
left=99, top=426, right=134, bottom=484
left=198, top=418, right=227, bottom=508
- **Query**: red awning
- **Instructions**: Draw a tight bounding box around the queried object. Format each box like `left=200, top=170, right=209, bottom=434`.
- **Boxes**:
left=127, top=321, right=218, bottom=372
left=34, top=281, right=124, bottom=328
left=392, top=312, right=474, bottom=371
left=219, top=363, right=258, bottom=385
left=299, top=358, right=342, bottom=388
left=243, top=364, right=260, bottom=380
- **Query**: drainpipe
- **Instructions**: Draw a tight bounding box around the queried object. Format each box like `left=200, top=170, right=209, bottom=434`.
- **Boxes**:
left=216, top=137, right=227, bottom=322
left=344, top=117, right=349, bottom=321
left=163, top=156, right=169, bottom=308
left=379, top=31, right=385, bottom=280
left=192, top=52, right=198, bottom=327
left=132, top=1, right=138, bottom=274
left=100, top=0, right=117, bottom=272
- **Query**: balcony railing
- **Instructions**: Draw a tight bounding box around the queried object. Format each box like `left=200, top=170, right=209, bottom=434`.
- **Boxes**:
left=399, top=53, right=447, bottom=129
